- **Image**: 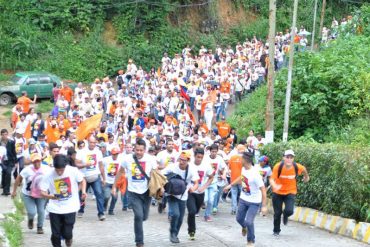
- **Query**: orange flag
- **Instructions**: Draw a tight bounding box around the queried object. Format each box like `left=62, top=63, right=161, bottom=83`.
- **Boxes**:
left=157, top=67, right=161, bottom=78
left=187, top=105, right=196, bottom=124
left=76, top=113, right=103, bottom=141
left=24, top=122, right=31, bottom=140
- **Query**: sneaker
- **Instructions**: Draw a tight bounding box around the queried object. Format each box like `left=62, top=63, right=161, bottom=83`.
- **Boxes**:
left=108, top=211, right=115, bottom=215
left=242, top=227, right=247, bottom=237
left=122, top=207, right=128, bottom=211
left=28, top=219, right=34, bottom=229
left=204, top=216, right=213, bottom=222
left=77, top=212, right=83, bottom=218
left=98, top=215, right=106, bottom=221
left=231, top=210, right=236, bottom=215
left=273, top=232, right=280, bottom=237
left=283, top=215, right=288, bottom=225
left=189, top=232, right=195, bottom=240
left=170, top=233, right=180, bottom=243
left=136, top=244, right=144, bottom=247
left=246, top=242, right=255, bottom=247
left=158, top=202, right=164, bottom=214
left=195, top=214, right=199, bottom=217
left=212, top=208, right=217, bottom=215
left=65, top=239, right=73, bottom=247
left=37, top=227, right=44, bottom=234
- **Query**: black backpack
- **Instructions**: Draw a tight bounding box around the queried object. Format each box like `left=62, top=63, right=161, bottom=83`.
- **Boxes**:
left=117, top=75, right=124, bottom=86
left=164, top=165, right=188, bottom=196
left=277, top=161, right=298, bottom=179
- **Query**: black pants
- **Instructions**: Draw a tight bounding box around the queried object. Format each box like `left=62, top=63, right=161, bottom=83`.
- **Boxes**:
left=272, top=193, right=295, bottom=233
left=236, top=91, right=243, bottom=101
left=187, top=193, right=205, bottom=234
left=128, top=190, right=151, bottom=245
left=49, top=212, right=76, bottom=247
left=1, top=161, right=14, bottom=194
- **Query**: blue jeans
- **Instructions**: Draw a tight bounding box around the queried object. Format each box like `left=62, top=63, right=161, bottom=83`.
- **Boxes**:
left=103, top=184, right=118, bottom=213
left=221, top=100, right=228, bottom=118
left=168, top=196, right=186, bottom=236
left=204, top=183, right=217, bottom=217
left=190, top=97, right=195, bottom=111
left=128, top=191, right=151, bottom=245
left=79, top=177, right=105, bottom=216
left=213, top=185, right=224, bottom=209
left=236, top=199, right=261, bottom=243
left=121, top=191, right=129, bottom=209
left=231, top=184, right=242, bottom=212
left=215, top=106, right=222, bottom=122
left=22, top=193, right=47, bottom=228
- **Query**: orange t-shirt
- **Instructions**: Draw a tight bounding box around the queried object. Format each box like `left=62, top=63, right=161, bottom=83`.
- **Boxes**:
left=271, top=162, right=305, bottom=195
left=60, top=87, right=74, bottom=102
left=17, top=96, right=32, bottom=113
left=216, top=122, right=231, bottom=138
left=220, top=82, right=231, bottom=94
left=228, top=154, right=243, bottom=183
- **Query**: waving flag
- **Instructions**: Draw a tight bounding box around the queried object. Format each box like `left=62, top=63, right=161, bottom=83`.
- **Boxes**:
left=187, top=105, right=196, bottom=124
left=76, top=113, right=103, bottom=141
left=180, top=85, right=190, bottom=102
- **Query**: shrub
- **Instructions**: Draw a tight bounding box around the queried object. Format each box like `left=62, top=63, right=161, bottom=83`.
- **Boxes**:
left=262, top=141, right=370, bottom=222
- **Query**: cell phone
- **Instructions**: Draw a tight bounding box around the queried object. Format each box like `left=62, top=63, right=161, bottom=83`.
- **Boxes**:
left=54, top=194, right=62, bottom=199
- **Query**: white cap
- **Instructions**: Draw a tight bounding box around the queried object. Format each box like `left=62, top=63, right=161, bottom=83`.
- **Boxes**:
left=284, top=149, right=295, bottom=156
left=15, top=128, right=24, bottom=135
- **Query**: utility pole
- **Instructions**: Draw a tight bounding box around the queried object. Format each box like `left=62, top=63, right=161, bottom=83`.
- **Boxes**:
left=282, top=0, right=299, bottom=142
left=311, top=0, right=318, bottom=51
left=319, top=0, right=327, bottom=38
left=265, top=0, right=276, bottom=144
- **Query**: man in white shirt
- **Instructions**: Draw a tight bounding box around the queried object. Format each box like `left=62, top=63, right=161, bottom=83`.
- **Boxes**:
left=40, top=154, right=86, bottom=247
left=76, top=136, right=106, bottom=221
left=102, top=147, right=122, bottom=215
left=112, top=139, right=157, bottom=247
left=161, top=151, right=199, bottom=244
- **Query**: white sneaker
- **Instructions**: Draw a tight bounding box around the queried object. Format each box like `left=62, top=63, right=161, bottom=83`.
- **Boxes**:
left=246, top=242, right=255, bottom=247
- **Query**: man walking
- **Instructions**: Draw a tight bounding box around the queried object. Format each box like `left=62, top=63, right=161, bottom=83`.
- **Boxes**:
left=269, top=149, right=309, bottom=236
left=112, top=139, right=156, bottom=247
left=40, top=154, right=86, bottom=247
left=162, top=151, right=199, bottom=244
left=1, top=129, right=17, bottom=196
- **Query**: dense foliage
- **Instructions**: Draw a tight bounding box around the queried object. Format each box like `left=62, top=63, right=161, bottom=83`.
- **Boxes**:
left=230, top=34, right=370, bottom=144
left=0, top=0, right=361, bottom=81
left=262, top=141, right=370, bottom=222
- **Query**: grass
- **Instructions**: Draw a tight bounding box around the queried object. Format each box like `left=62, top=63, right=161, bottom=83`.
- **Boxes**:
left=1, top=196, right=24, bottom=247
left=36, top=100, right=54, bottom=114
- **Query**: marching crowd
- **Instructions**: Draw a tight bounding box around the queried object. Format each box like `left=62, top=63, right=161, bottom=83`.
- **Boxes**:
left=0, top=34, right=310, bottom=247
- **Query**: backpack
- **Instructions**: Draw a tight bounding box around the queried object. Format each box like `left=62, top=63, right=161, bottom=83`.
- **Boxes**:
left=277, top=161, right=298, bottom=179
left=164, top=165, right=188, bottom=196
left=30, top=167, right=44, bottom=198
left=117, top=75, right=124, bottom=86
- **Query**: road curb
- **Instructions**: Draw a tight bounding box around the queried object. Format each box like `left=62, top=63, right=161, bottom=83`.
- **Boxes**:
left=266, top=199, right=370, bottom=244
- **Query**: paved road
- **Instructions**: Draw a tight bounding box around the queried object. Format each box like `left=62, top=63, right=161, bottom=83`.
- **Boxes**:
left=22, top=197, right=367, bottom=247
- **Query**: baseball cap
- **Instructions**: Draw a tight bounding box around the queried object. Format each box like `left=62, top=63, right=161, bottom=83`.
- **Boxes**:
left=259, top=155, right=269, bottom=163
left=15, top=128, right=24, bottom=135
left=111, top=147, right=121, bottom=155
left=30, top=153, right=42, bottom=162
left=179, top=151, right=191, bottom=160
left=284, top=149, right=295, bottom=156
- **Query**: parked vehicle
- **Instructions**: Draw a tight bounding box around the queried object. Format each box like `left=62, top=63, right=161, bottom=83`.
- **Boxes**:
left=0, top=72, right=74, bottom=106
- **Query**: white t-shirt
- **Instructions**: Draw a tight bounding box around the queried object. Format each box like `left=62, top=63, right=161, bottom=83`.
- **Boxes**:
left=239, top=167, right=264, bottom=203
left=103, top=156, right=122, bottom=184
left=76, top=147, right=103, bottom=178
left=14, top=137, right=26, bottom=158
left=0, top=146, right=6, bottom=163
left=20, top=164, right=51, bottom=196
left=156, top=150, right=179, bottom=169
left=122, top=153, right=157, bottom=194
left=203, top=155, right=227, bottom=186
left=256, top=165, right=272, bottom=185
left=40, top=165, right=84, bottom=214
left=162, top=163, right=199, bottom=201
left=191, top=162, right=213, bottom=194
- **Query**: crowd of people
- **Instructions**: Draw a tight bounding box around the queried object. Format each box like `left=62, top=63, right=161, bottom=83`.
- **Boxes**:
left=0, top=35, right=310, bottom=247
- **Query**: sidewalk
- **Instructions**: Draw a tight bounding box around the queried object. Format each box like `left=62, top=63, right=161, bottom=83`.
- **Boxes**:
left=0, top=194, right=15, bottom=247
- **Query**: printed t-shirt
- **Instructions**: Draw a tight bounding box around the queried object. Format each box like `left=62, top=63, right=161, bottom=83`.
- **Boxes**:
left=122, top=153, right=157, bottom=194
left=76, top=147, right=103, bottom=178
left=103, top=156, right=121, bottom=184
left=161, top=163, right=199, bottom=201
left=190, top=162, right=213, bottom=194
left=239, top=166, right=264, bottom=203
left=203, top=155, right=227, bottom=186
left=40, top=165, right=84, bottom=214
left=271, top=162, right=305, bottom=195
left=156, top=150, right=179, bottom=169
